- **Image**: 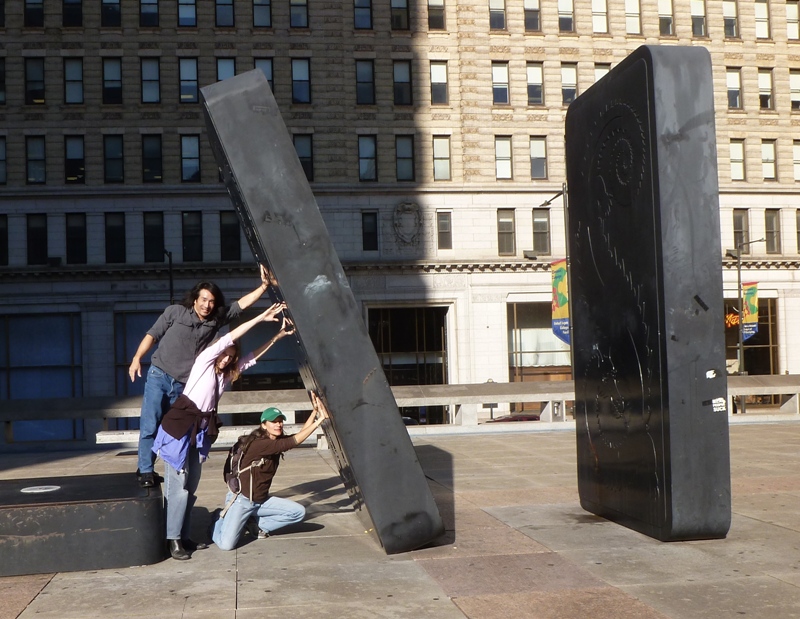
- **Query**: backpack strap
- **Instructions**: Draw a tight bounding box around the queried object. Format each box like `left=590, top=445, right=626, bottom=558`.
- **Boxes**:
left=219, top=452, right=267, bottom=518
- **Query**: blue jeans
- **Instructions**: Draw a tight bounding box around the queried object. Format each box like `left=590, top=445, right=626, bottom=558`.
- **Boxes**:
left=137, top=365, right=184, bottom=474
left=163, top=445, right=202, bottom=540
left=212, top=491, right=305, bottom=551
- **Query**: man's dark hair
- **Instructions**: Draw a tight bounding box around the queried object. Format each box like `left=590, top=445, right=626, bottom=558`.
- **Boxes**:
left=182, top=281, right=226, bottom=319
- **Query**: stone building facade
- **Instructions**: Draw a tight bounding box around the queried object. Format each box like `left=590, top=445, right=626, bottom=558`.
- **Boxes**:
left=1, top=0, right=800, bottom=436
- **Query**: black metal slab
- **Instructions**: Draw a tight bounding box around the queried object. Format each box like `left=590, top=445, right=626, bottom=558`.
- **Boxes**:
left=0, top=474, right=165, bottom=575
left=564, top=45, right=731, bottom=541
left=200, top=70, right=444, bottom=554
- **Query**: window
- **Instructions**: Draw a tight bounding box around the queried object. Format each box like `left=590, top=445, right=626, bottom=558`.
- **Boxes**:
left=356, top=60, right=375, bottom=105
left=0, top=59, right=4, bottom=105
left=182, top=211, right=203, bottom=262
left=27, top=214, right=48, bottom=265
left=727, top=68, right=741, bottom=109
left=66, top=213, right=87, bottom=264
left=179, top=0, right=196, bottom=26
left=180, top=135, right=200, bottom=182
left=490, top=0, right=505, bottom=30
left=733, top=209, right=749, bottom=252
left=755, top=0, right=770, bottom=39
left=437, top=212, right=452, bottom=249
left=524, top=0, right=540, bottom=31
left=141, top=58, right=160, bottom=103
left=216, top=0, right=234, bottom=26
left=63, top=0, right=82, bottom=27
left=255, top=58, right=273, bottom=91
left=140, top=0, right=158, bottom=26
left=65, top=135, right=85, bottom=184
left=691, top=0, right=706, bottom=36
left=2, top=314, right=84, bottom=409
left=791, top=70, right=800, bottom=111
left=758, top=69, right=773, bottom=110
left=428, top=0, right=444, bottom=30
left=430, top=61, right=448, bottom=104
left=101, top=0, right=121, bottom=26
left=530, top=137, right=547, bottom=179
left=105, top=213, right=126, bottom=263
left=594, top=63, right=610, bottom=83
left=730, top=139, right=745, bottom=180
left=533, top=209, right=551, bottom=254
left=293, top=133, right=313, bottom=181
left=592, top=0, right=607, bottom=33
left=25, top=0, right=44, bottom=26
left=104, top=135, right=124, bottom=183
left=391, top=0, right=409, bottom=29
left=253, top=0, right=270, bottom=27
left=762, top=140, right=776, bottom=180
left=103, top=58, right=122, bottom=104
left=362, top=212, right=379, bottom=251
left=0, top=137, right=6, bottom=184
left=64, top=58, right=83, bottom=104
left=358, top=135, right=377, bottom=181
left=25, top=58, right=45, bottom=105
left=292, top=58, right=311, bottom=103
left=527, top=62, right=543, bottom=105
left=368, top=306, right=448, bottom=394
left=395, top=135, right=415, bottom=181
left=26, top=136, right=46, bottom=184
left=180, top=58, right=198, bottom=103
left=217, top=58, right=235, bottom=81
left=558, top=0, right=573, bottom=32
left=220, top=211, right=241, bottom=261
left=658, top=0, right=673, bottom=35
left=393, top=61, right=412, bottom=105
left=497, top=209, right=515, bottom=256
left=795, top=140, right=800, bottom=181
left=433, top=135, right=451, bottom=180
left=625, top=0, right=641, bottom=34
left=561, top=63, right=577, bottom=105
left=142, top=134, right=162, bottom=183
left=723, top=0, right=738, bottom=38
left=0, top=215, right=7, bottom=266
left=290, top=0, right=308, bottom=27
left=789, top=0, right=799, bottom=39
left=765, top=209, right=781, bottom=254
left=355, top=0, right=372, bottom=28
left=143, top=212, right=164, bottom=262
left=495, top=136, right=512, bottom=180
left=492, top=62, right=509, bottom=105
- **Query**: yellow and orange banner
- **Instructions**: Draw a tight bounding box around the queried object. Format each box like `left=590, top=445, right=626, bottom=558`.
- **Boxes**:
left=551, top=258, right=570, bottom=345
left=742, top=281, right=759, bottom=341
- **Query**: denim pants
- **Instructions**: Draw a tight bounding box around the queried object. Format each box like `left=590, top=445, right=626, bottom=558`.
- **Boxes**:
left=163, top=445, right=202, bottom=540
left=137, top=365, right=184, bottom=474
left=212, top=491, right=305, bottom=551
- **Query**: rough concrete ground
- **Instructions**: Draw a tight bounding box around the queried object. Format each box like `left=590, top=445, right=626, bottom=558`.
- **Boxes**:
left=1, top=421, right=799, bottom=619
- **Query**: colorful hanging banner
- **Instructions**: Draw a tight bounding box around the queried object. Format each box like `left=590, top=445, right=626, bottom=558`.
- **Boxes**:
left=742, top=281, right=758, bottom=341
left=551, top=258, right=570, bottom=345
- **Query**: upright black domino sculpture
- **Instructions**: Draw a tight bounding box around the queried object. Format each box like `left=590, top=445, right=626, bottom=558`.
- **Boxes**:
left=201, top=70, right=443, bottom=554
left=564, top=46, right=731, bottom=541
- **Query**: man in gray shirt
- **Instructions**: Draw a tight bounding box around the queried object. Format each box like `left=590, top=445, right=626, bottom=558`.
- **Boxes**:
left=129, top=266, right=270, bottom=488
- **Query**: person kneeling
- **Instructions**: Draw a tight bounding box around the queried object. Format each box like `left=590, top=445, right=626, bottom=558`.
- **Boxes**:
left=212, top=392, right=328, bottom=550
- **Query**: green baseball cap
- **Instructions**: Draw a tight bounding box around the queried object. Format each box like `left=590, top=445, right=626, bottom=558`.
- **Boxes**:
left=261, top=407, right=286, bottom=423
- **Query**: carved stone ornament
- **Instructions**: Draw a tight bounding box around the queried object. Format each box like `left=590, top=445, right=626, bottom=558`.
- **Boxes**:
left=392, top=202, right=422, bottom=244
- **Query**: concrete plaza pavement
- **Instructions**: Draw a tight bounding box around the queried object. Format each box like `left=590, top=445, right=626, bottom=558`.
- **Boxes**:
left=1, top=420, right=800, bottom=619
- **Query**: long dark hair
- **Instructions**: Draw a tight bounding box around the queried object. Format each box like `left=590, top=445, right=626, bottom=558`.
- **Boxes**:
left=181, top=281, right=226, bottom=320
left=239, top=426, right=285, bottom=459
left=215, top=340, right=243, bottom=383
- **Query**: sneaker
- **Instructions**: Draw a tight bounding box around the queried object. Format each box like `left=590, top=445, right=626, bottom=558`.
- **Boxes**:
left=257, top=530, right=270, bottom=540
